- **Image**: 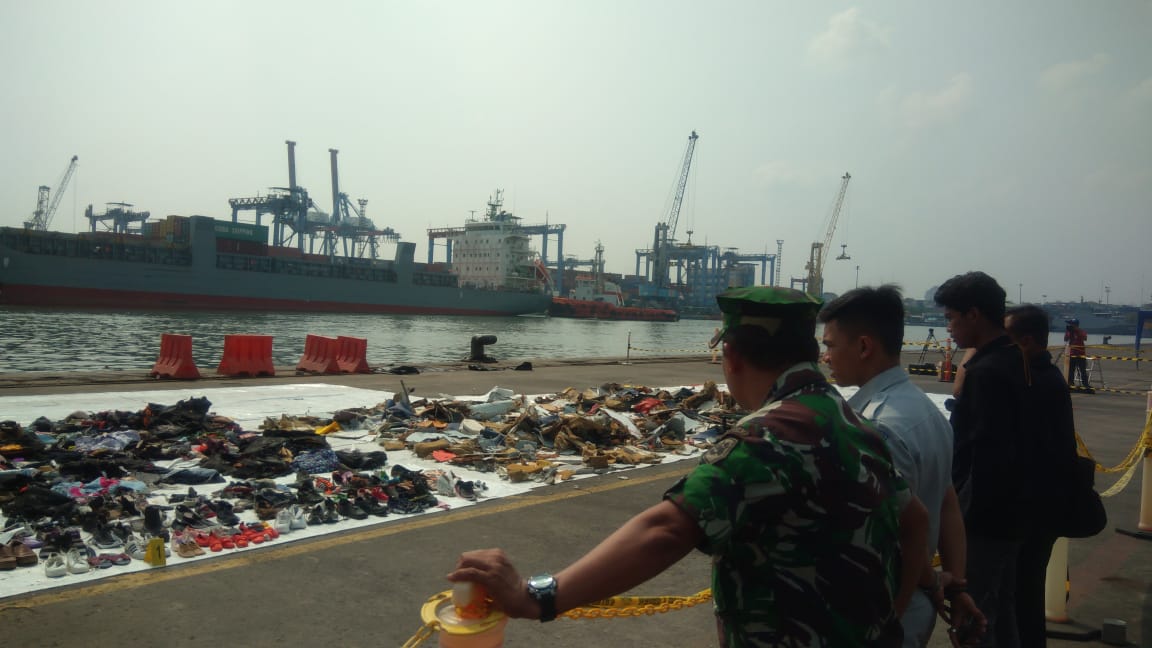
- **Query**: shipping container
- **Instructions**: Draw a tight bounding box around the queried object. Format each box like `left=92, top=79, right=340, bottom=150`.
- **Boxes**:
left=212, top=220, right=269, bottom=243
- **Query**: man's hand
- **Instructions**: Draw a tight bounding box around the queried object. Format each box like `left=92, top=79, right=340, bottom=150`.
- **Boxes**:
left=935, top=573, right=986, bottom=646
left=447, top=549, right=540, bottom=619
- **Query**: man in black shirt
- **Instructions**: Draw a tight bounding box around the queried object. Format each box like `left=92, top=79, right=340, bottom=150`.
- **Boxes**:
left=935, top=272, right=1033, bottom=647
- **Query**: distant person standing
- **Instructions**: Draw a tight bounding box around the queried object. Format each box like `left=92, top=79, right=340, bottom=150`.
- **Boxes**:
left=1005, top=304, right=1081, bottom=648
left=1064, top=319, right=1091, bottom=391
left=935, top=271, right=1037, bottom=647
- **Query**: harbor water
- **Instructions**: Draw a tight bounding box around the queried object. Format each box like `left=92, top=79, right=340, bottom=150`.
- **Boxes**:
left=0, top=307, right=1138, bottom=373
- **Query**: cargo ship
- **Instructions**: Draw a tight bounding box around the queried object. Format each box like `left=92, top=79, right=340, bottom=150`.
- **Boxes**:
left=0, top=212, right=552, bottom=316
left=548, top=274, right=678, bottom=322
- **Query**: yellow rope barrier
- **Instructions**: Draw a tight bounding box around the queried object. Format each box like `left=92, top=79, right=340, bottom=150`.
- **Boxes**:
left=402, top=589, right=714, bottom=646
left=560, top=589, right=713, bottom=619
left=1079, top=410, right=1152, bottom=498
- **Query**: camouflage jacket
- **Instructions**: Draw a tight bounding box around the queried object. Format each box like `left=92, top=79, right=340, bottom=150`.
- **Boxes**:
left=665, top=362, right=906, bottom=647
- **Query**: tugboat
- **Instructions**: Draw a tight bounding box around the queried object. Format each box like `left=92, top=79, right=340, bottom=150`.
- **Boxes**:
left=547, top=244, right=678, bottom=322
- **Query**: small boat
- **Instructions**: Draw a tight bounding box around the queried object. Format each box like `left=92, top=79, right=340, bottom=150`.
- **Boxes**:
left=548, top=275, right=678, bottom=322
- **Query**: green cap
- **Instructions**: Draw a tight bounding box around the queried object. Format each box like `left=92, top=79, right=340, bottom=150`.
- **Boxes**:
left=708, top=286, right=823, bottom=348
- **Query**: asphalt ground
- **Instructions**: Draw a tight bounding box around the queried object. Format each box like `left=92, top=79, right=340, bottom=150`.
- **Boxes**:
left=0, top=350, right=1148, bottom=647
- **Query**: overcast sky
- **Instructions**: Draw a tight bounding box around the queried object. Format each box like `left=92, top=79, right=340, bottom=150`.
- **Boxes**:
left=3, top=1, right=1150, bottom=305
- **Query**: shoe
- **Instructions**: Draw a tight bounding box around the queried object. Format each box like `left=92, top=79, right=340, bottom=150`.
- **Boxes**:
left=436, top=472, right=455, bottom=497
left=307, top=504, right=325, bottom=526
left=274, top=509, right=293, bottom=535
left=65, top=549, right=91, bottom=574
left=124, top=537, right=146, bottom=561
left=90, top=522, right=121, bottom=550
left=144, top=505, right=169, bottom=537
left=357, top=495, right=389, bottom=518
left=337, top=497, right=368, bottom=520
left=289, top=505, right=308, bottom=530
left=213, top=500, right=241, bottom=526
left=43, top=553, right=67, bottom=578
left=454, top=477, right=478, bottom=502
left=8, top=540, right=38, bottom=567
left=0, top=544, right=16, bottom=570
left=323, top=499, right=341, bottom=524
left=175, top=505, right=213, bottom=530
left=173, top=532, right=204, bottom=558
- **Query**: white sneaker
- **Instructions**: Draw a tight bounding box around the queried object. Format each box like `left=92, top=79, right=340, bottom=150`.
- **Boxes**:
left=274, top=509, right=293, bottom=535
left=44, top=553, right=68, bottom=578
left=289, top=505, right=308, bottom=530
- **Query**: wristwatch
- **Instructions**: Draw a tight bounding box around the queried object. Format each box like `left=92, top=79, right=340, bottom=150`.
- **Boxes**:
left=526, top=573, right=558, bottom=622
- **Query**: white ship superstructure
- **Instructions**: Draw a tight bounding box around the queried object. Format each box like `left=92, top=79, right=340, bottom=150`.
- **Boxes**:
left=450, top=190, right=543, bottom=292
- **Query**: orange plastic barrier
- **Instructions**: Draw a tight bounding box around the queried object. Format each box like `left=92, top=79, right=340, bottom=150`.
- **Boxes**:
left=217, top=334, right=276, bottom=377
left=150, top=333, right=201, bottom=380
left=296, top=334, right=340, bottom=374
left=335, top=335, right=370, bottom=374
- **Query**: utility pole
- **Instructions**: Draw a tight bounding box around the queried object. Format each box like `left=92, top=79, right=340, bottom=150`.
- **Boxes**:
left=1018, top=283, right=1023, bottom=304
left=855, top=265, right=860, bottom=288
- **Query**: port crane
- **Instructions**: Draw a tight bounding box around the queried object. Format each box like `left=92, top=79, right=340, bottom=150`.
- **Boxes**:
left=638, top=130, right=698, bottom=304
left=25, top=155, right=79, bottom=231
left=802, top=172, right=851, bottom=298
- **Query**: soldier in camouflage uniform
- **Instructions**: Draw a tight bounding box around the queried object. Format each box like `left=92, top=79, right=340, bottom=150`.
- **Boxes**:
left=449, top=286, right=925, bottom=647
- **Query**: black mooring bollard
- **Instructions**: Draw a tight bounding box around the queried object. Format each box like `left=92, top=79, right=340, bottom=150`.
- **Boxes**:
left=468, top=335, right=498, bottom=363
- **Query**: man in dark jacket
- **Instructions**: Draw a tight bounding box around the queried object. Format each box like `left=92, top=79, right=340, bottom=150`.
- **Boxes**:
left=935, top=271, right=1034, bottom=647
left=1005, top=304, right=1081, bottom=648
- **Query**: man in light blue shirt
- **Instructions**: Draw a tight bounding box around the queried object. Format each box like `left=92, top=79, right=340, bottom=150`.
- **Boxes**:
left=820, top=285, right=984, bottom=647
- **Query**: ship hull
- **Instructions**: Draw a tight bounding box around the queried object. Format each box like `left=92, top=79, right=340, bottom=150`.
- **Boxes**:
left=0, top=220, right=551, bottom=316
left=548, top=297, right=679, bottom=322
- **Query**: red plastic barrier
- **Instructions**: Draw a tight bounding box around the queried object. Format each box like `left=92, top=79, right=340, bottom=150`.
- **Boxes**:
left=296, top=334, right=340, bottom=374
left=217, top=334, right=276, bottom=377
left=150, top=333, right=201, bottom=380
left=335, top=335, right=370, bottom=374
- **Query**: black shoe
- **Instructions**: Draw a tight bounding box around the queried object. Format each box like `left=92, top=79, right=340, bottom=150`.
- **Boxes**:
left=307, top=504, right=326, bottom=526
left=144, top=505, right=167, bottom=537
left=213, top=500, right=241, bottom=526
left=337, top=497, right=368, bottom=520
left=323, top=499, right=341, bottom=524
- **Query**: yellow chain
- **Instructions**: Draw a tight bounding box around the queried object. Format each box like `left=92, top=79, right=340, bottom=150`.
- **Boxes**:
left=402, top=590, right=713, bottom=644
left=400, top=622, right=439, bottom=648
left=560, top=589, right=713, bottom=619
left=1077, top=410, right=1152, bottom=475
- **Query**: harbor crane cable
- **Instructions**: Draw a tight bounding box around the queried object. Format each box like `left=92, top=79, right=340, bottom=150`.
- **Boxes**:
left=24, top=155, right=79, bottom=231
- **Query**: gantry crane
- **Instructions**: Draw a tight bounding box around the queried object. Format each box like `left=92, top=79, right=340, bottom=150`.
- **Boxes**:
left=25, top=155, right=79, bottom=231
left=803, top=172, right=851, bottom=298
left=638, top=131, right=698, bottom=304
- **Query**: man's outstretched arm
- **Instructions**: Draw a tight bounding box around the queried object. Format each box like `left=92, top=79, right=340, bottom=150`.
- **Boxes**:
left=448, top=500, right=702, bottom=619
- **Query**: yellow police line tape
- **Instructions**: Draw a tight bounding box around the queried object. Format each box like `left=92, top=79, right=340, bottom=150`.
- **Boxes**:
left=402, top=590, right=714, bottom=646
left=1071, top=385, right=1148, bottom=396
left=1085, top=355, right=1144, bottom=362
left=1078, top=410, right=1152, bottom=498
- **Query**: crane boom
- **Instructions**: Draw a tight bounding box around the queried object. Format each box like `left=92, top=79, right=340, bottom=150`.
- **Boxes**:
left=25, top=155, right=79, bottom=231
left=804, top=172, right=851, bottom=298
left=666, top=130, right=698, bottom=243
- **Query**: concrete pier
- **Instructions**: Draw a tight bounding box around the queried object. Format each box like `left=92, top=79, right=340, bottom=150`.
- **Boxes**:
left=0, top=351, right=1148, bottom=647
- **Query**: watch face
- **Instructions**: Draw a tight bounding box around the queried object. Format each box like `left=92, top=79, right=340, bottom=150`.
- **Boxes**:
left=528, top=574, right=555, bottom=590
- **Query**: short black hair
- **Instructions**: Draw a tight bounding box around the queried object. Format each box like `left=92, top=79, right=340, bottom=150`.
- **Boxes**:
left=723, top=322, right=819, bottom=371
left=1006, top=304, right=1051, bottom=348
left=933, top=271, right=1007, bottom=324
left=818, top=284, right=905, bottom=356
